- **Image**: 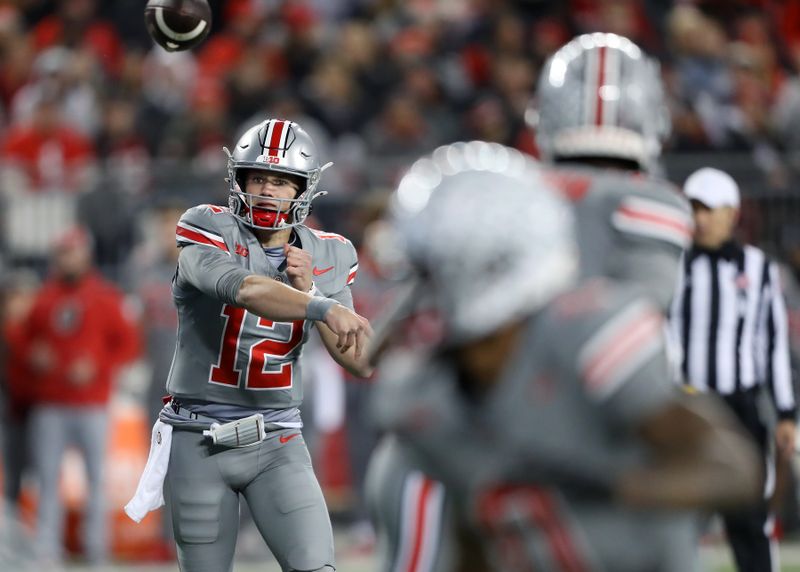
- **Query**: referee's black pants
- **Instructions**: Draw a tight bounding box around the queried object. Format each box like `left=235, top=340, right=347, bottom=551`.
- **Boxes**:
left=721, top=389, right=774, bottom=572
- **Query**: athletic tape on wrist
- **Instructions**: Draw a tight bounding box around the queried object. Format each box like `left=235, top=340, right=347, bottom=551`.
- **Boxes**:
left=306, top=296, right=337, bottom=321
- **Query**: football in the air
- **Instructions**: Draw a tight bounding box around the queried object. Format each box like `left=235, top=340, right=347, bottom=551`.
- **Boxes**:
left=144, top=0, right=212, bottom=52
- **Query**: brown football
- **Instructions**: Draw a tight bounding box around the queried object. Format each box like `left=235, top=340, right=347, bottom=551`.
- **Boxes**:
left=144, top=0, right=212, bottom=52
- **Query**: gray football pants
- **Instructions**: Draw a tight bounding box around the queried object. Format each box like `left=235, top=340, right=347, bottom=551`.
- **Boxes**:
left=31, top=405, right=109, bottom=564
left=365, top=437, right=457, bottom=572
left=166, top=426, right=335, bottom=572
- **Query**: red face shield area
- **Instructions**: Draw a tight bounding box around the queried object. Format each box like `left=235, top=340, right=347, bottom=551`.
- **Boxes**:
left=250, top=206, right=290, bottom=229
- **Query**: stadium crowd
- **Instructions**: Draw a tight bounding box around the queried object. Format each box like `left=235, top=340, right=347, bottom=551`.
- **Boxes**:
left=4, top=0, right=800, bottom=566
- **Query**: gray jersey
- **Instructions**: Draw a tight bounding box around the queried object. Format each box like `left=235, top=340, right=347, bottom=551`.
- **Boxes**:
left=372, top=279, right=698, bottom=572
left=550, top=166, right=692, bottom=311
left=167, top=204, right=358, bottom=408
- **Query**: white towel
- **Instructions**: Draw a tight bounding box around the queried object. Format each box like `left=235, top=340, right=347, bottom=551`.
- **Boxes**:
left=124, top=420, right=172, bottom=523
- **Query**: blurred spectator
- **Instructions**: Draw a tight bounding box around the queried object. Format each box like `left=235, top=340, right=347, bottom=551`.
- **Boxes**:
left=0, top=88, right=96, bottom=194
left=137, top=49, right=198, bottom=157
left=335, top=20, right=397, bottom=117
left=159, top=76, right=231, bottom=172
left=76, top=171, right=139, bottom=280
left=195, top=0, right=274, bottom=88
left=125, top=199, right=184, bottom=428
left=363, top=91, right=439, bottom=156
left=302, top=56, right=369, bottom=137
left=30, top=0, right=124, bottom=79
left=94, top=93, right=152, bottom=196
left=124, top=198, right=185, bottom=554
left=282, top=0, right=324, bottom=83
left=226, top=44, right=286, bottom=129
left=400, top=61, right=459, bottom=143
left=570, top=0, right=658, bottom=51
left=102, top=0, right=155, bottom=51
left=667, top=4, right=736, bottom=149
left=0, top=269, right=39, bottom=516
left=462, top=93, right=516, bottom=145
left=23, top=226, right=141, bottom=565
left=0, top=5, right=35, bottom=111
left=490, top=52, right=537, bottom=120
left=10, top=47, right=101, bottom=138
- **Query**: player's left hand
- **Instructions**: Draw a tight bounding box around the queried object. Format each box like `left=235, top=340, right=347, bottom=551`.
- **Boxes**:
left=775, top=420, right=797, bottom=457
left=284, top=244, right=313, bottom=293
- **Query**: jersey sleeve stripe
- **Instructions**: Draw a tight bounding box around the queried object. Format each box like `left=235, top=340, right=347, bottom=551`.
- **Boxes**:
left=579, top=302, right=663, bottom=399
left=347, top=263, right=359, bottom=285
left=612, top=197, right=692, bottom=248
left=176, top=223, right=229, bottom=252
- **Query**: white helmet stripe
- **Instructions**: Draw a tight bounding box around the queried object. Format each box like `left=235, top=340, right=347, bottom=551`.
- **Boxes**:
left=602, top=46, right=620, bottom=126
left=262, top=120, right=276, bottom=155
left=582, top=44, right=600, bottom=126
left=278, top=121, right=294, bottom=158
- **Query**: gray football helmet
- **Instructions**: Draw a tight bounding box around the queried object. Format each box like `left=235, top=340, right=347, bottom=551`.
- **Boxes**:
left=533, top=33, right=670, bottom=172
left=391, top=141, right=578, bottom=344
left=225, top=119, right=332, bottom=229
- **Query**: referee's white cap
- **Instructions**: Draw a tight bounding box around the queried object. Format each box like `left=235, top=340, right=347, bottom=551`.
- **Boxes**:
left=683, top=167, right=740, bottom=209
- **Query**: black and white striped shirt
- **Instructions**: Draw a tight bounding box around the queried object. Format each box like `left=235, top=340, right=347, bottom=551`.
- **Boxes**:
left=669, top=241, right=796, bottom=419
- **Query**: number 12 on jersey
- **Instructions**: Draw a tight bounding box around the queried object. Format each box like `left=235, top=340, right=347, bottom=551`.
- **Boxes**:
left=209, top=304, right=305, bottom=390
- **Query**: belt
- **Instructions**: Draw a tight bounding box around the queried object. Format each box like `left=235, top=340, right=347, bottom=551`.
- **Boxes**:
left=168, top=399, right=303, bottom=432
left=169, top=400, right=219, bottom=425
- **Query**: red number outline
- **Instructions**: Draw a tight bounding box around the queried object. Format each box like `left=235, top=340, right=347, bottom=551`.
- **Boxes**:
left=209, top=304, right=305, bottom=390
left=247, top=317, right=305, bottom=389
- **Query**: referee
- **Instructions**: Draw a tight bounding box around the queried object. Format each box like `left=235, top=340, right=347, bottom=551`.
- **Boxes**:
left=669, top=167, right=797, bottom=572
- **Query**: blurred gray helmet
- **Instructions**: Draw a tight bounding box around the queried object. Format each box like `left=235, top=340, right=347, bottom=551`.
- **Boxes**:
left=391, top=141, right=578, bottom=344
left=225, top=119, right=332, bottom=230
left=533, top=33, right=670, bottom=172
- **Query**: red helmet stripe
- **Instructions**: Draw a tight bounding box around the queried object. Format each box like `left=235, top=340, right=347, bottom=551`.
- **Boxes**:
left=267, top=120, right=286, bottom=157
left=594, top=46, right=606, bottom=126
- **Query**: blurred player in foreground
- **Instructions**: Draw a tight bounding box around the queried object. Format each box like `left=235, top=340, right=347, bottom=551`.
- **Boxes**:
left=366, top=141, right=760, bottom=572
left=126, top=118, right=372, bottom=572
left=366, top=32, right=695, bottom=572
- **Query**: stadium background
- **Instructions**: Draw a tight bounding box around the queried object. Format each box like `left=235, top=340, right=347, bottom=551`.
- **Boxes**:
left=4, top=0, right=800, bottom=570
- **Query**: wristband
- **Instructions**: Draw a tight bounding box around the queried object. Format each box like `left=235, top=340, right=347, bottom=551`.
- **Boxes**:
left=306, top=296, right=337, bottom=321
left=307, top=281, right=318, bottom=296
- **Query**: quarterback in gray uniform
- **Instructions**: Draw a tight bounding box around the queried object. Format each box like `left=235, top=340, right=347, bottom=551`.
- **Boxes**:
left=162, top=118, right=372, bottom=572
left=367, top=34, right=693, bottom=572
left=367, top=142, right=760, bottom=572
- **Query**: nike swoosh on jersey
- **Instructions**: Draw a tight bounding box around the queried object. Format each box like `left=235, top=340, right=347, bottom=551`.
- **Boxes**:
left=279, top=433, right=301, bottom=444
left=313, top=265, right=334, bottom=276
